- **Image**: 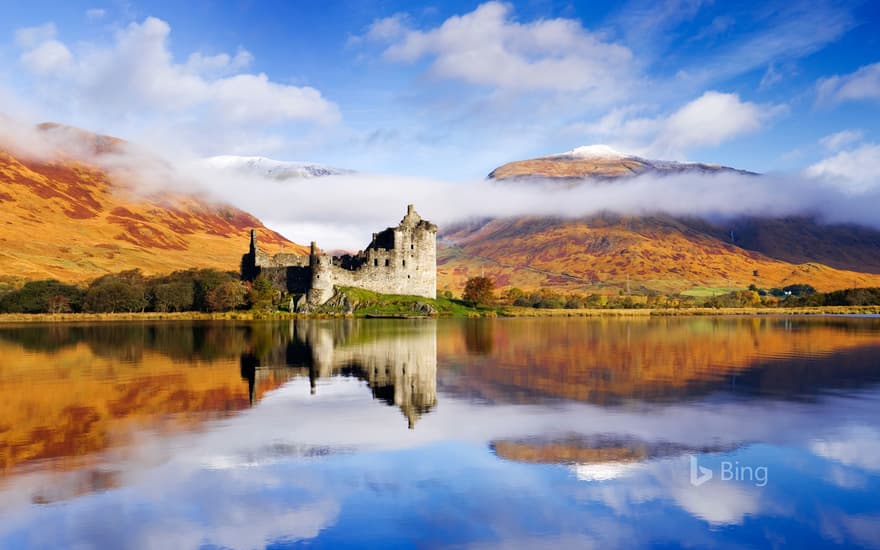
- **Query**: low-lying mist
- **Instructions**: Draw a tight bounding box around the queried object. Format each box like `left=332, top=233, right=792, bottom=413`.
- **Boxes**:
left=3, top=114, right=879, bottom=251
left=184, top=163, right=880, bottom=251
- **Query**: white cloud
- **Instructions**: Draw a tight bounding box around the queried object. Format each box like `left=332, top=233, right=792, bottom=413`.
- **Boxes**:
left=583, top=91, right=782, bottom=159
left=365, top=2, right=633, bottom=98
left=86, top=8, right=106, bottom=20
left=820, top=129, right=863, bottom=152
left=20, top=40, right=72, bottom=75
left=660, top=92, right=771, bottom=151
left=359, top=13, right=409, bottom=43
left=806, top=143, right=880, bottom=194
left=14, top=23, right=57, bottom=48
left=211, top=74, right=335, bottom=123
left=184, top=48, right=254, bottom=75
left=13, top=17, right=339, bottom=139
left=817, top=62, right=880, bottom=104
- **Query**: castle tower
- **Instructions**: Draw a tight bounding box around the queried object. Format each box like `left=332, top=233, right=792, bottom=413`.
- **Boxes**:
left=249, top=229, right=258, bottom=255
left=308, top=241, right=335, bottom=305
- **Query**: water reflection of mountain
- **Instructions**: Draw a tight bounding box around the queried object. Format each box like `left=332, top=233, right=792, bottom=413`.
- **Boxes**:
left=490, top=435, right=736, bottom=478
left=241, top=320, right=437, bottom=428
left=0, top=320, right=438, bottom=475
left=437, top=317, right=880, bottom=405
left=3, top=317, right=880, bottom=479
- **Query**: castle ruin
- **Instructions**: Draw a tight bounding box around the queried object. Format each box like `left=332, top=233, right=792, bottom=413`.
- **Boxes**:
left=241, top=205, right=437, bottom=307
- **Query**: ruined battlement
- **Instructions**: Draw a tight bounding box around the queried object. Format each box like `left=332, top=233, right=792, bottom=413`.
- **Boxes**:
left=241, top=205, right=437, bottom=308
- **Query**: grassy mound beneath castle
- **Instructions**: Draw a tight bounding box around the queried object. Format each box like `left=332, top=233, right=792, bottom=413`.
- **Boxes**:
left=321, top=287, right=494, bottom=317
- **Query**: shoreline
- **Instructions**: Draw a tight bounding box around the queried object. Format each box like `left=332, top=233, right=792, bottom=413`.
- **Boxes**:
left=0, top=305, right=877, bottom=323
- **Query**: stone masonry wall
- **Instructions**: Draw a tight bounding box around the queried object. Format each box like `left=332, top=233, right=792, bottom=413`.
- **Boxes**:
left=242, top=205, right=437, bottom=306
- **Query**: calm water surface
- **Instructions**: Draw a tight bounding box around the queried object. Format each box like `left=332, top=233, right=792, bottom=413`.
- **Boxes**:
left=1, top=317, right=880, bottom=549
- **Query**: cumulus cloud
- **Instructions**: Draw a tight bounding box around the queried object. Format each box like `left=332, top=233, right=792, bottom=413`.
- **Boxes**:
left=11, top=17, right=339, bottom=155
left=184, top=48, right=254, bottom=75
left=806, top=143, right=880, bottom=194
left=820, top=129, right=863, bottom=152
left=583, top=91, right=783, bottom=159
left=817, top=62, right=880, bottom=104
left=20, top=40, right=72, bottom=75
left=361, top=2, right=633, bottom=99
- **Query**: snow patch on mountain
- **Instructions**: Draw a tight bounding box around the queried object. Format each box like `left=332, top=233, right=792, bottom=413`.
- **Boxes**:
left=556, top=144, right=628, bottom=159
left=205, top=155, right=352, bottom=179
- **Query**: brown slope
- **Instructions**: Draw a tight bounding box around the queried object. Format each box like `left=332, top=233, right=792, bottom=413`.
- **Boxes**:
left=437, top=214, right=880, bottom=294
left=438, top=150, right=880, bottom=294
left=488, top=149, right=754, bottom=180
left=680, top=216, right=880, bottom=274
left=0, top=127, right=305, bottom=282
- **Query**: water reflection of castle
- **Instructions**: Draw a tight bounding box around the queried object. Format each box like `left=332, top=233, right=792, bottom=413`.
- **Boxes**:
left=240, top=320, right=437, bottom=428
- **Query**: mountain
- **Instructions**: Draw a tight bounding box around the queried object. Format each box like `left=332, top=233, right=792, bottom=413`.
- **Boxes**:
left=437, top=146, right=880, bottom=294
left=205, top=155, right=351, bottom=179
left=488, top=144, right=755, bottom=180
left=0, top=125, right=304, bottom=282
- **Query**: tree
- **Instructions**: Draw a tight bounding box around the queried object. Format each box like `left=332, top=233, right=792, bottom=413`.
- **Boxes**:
left=47, top=294, right=72, bottom=314
left=193, top=269, right=237, bottom=311
left=783, top=284, right=817, bottom=296
left=462, top=276, right=495, bottom=307
left=84, top=277, right=147, bottom=313
left=0, top=280, right=83, bottom=313
left=564, top=294, right=586, bottom=309
left=151, top=282, right=195, bottom=312
left=207, top=281, right=248, bottom=312
left=247, top=275, right=277, bottom=311
left=501, top=287, right=524, bottom=305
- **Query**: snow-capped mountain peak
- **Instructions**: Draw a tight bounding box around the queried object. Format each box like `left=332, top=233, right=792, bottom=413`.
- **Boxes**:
left=205, top=155, right=351, bottom=179
left=557, top=144, right=628, bottom=159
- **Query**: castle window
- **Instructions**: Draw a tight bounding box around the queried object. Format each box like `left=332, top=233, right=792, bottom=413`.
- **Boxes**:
left=411, top=244, right=414, bottom=250
left=402, top=259, right=406, bottom=267
left=374, top=259, right=378, bottom=266
left=385, top=259, right=390, bottom=267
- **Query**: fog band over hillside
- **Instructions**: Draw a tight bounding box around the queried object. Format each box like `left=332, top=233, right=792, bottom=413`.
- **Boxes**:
left=3, top=115, right=879, bottom=251
left=184, top=163, right=880, bottom=251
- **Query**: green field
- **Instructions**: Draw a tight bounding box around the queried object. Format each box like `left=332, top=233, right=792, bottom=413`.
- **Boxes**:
left=680, top=286, right=745, bottom=297
left=323, top=287, right=492, bottom=317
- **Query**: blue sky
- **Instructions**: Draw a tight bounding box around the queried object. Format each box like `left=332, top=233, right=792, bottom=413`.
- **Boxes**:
left=1, top=0, right=879, bottom=180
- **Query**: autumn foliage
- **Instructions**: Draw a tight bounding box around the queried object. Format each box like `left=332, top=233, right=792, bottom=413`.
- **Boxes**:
left=462, top=276, right=495, bottom=306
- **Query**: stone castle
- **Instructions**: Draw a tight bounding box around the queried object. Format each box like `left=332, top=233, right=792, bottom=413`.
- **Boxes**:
left=241, top=205, right=437, bottom=307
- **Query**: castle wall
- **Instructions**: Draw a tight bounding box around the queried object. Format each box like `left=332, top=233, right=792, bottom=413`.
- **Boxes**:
left=242, top=205, right=437, bottom=306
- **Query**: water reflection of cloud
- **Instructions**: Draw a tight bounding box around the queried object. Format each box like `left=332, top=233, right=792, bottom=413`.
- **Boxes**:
left=1, top=464, right=340, bottom=549
left=810, top=426, right=880, bottom=472
left=822, top=512, right=880, bottom=549
left=1, top=383, right=878, bottom=548
left=1, top=357, right=880, bottom=547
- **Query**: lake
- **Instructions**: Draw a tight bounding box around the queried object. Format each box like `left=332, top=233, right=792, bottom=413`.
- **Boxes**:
left=1, top=317, right=880, bottom=549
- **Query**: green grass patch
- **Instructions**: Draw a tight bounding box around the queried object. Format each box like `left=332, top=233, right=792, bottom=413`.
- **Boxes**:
left=330, top=286, right=494, bottom=317
left=681, top=286, right=744, bottom=297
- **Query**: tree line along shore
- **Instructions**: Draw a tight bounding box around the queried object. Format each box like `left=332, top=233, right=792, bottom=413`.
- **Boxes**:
left=0, top=270, right=879, bottom=320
